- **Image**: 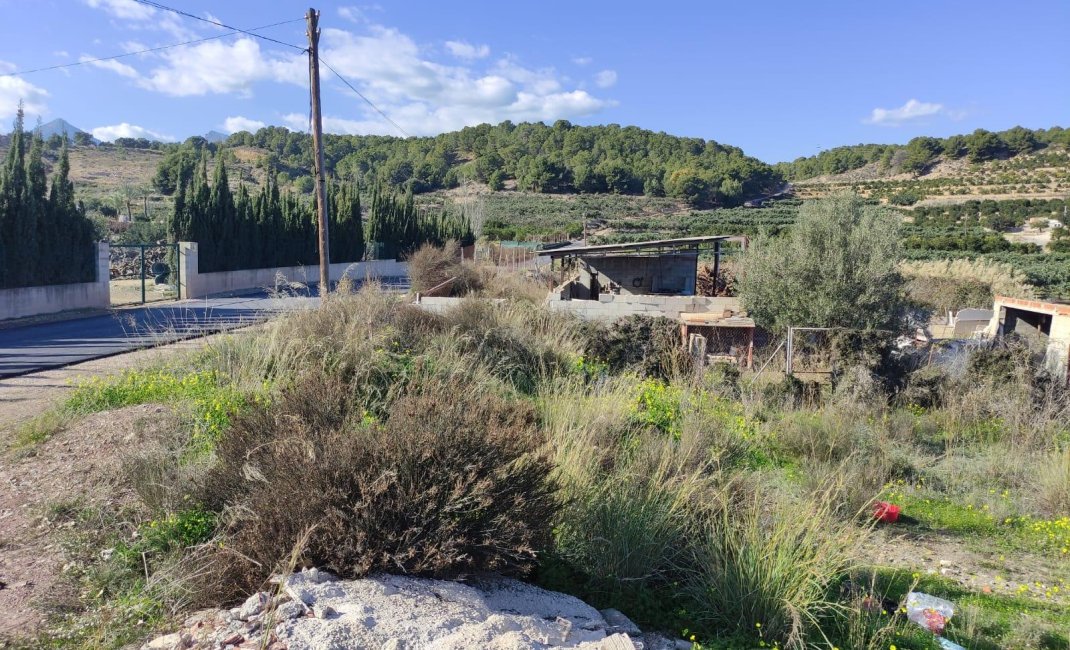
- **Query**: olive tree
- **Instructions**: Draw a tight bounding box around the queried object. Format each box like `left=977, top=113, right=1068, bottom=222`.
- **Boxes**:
left=738, top=193, right=905, bottom=333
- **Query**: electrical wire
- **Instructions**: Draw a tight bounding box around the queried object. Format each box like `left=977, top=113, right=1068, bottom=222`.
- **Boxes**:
left=132, top=0, right=307, bottom=51
left=319, top=57, right=411, bottom=138
left=1, top=18, right=305, bottom=78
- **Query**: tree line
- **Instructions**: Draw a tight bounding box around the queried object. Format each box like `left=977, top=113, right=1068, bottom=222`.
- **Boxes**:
left=167, top=152, right=472, bottom=273
left=155, top=120, right=783, bottom=208
left=910, top=198, right=1069, bottom=232
left=0, top=109, right=97, bottom=290
left=776, top=125, right=1070, bottom=180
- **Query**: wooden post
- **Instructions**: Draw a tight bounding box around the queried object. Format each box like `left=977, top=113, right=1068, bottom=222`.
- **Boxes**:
left=747, top=326, right=754, bottom=369
left=785, top=327, right=794, bottom=376
left=712, top=240, right=721, bottom=295
left=307, top=8, right=331, bottom=298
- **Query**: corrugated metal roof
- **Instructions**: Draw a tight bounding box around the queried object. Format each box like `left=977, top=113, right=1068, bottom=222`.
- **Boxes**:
left=538, top=235, right=732, bottom=259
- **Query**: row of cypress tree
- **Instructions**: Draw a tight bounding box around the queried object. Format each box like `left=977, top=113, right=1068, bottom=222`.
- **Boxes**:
left=366, top=186, right=475, bottom=260
left=0, top=109, right=97, bottom=290
left=168, top=153, right=474, bottom=273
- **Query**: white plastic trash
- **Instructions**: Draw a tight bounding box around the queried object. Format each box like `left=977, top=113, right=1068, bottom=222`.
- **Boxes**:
left=905, top=591, right=955, bottom=634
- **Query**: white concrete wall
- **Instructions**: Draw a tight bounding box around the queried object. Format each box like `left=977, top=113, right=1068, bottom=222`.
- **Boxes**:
left=0, top=242, right=110, bottom=321
left=178, top=242, right=407, bottom=299
left=546, top=294, right=742, bottom=322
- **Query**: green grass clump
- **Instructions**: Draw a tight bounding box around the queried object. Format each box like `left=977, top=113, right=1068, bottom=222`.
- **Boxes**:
left=65, top=368, right=263, bottom=450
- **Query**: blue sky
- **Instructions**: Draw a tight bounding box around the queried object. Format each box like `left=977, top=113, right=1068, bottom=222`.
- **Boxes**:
left=0, top=0, right=1066, bottom=162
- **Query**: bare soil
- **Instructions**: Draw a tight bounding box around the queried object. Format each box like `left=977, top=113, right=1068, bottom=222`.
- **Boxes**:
left=0, top=337, right=221, bottom=639
left=866, top=527, right=1070, bottom=606
left=0, top=404, right=173, bottom=637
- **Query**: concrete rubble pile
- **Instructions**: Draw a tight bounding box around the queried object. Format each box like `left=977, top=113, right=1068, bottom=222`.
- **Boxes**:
left=140, top=568, right=689, bottom=650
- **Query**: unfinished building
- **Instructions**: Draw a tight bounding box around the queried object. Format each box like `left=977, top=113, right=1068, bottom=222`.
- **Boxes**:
left=987, top=296, right=1070, bottom=383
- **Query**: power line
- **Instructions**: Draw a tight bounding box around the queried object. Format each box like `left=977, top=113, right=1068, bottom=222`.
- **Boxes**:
left=319, top=57, right=410, bottom=138
left=1, top=18, right=305, bottom=78
left=132, top=0, right=306, bottom=51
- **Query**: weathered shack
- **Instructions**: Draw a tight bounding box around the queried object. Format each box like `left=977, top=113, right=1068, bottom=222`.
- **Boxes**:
left=540, top=236, right=741, bottom=300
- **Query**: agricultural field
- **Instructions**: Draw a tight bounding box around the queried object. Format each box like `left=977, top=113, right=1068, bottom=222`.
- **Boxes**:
left=794, top=147, right=1070, bottom=206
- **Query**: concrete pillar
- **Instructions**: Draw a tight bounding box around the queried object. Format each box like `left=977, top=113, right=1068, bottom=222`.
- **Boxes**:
left=93, top=241, right=111, bottom=306
left=179, top=242, right=199, bottom=299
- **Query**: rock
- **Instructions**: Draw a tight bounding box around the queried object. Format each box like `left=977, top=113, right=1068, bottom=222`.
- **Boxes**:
left=602, top=633, right=639, bottom=649
left=600, top=609, right=641, bottom=637
left=220, top=632, right=244, bottom=646
left=674, top=640, right=693, bottom=650
left=142, top=632, right=183, bottom=649
left=143, top=571, right=638, bottom=650
left=276, top=599, right=309, bottom=621
left=312, top=604, right=337, bottom=619
left=274, top=572, right=614, bottom=648
left=239, top=592, right=270, bottom=620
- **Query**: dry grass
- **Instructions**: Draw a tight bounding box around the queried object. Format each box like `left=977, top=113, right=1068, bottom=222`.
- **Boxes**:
left=203, top=372, right=557, bottom=597
left=901, top=257, right=1036, bottom=309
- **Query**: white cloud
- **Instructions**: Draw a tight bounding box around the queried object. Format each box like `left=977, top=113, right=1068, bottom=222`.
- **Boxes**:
left=84, top=0, right=154, bottom=21
left=309, top=27, right=612, bottom=135
left=445, top=40, right=490, bottom=60
left=222, top=115, right=266, bottom=133
left=0, top=76, right=49, bottom=122
left=338, top=6, right=365, bottom=23
left=53, top=50, right=69, bottom=58
left=202, top=12, right=226, bottom=30
left=83, top=0, right=193, bottom=39
left=136, top=38, right=302, bottom=96
left=80, top=55, right=139, bottom=78
left=594, top=69, right=617, bottom=88
left=572, top=56, right=592, bottom=66
left=91, top=122, right=175, bottom=142
left=864, top=99, right=946, bottom=126
left=83, top=14, right=612, bottom=135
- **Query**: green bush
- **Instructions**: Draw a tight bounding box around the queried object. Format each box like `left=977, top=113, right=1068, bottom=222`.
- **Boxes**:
left=739, top=193, right=906, bottom=333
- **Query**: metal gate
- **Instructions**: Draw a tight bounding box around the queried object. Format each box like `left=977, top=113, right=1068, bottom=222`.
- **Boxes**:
left=109, top=243, right=180, bottom=305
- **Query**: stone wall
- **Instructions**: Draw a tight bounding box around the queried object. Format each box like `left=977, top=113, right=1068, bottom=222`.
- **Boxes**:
left=178, top=242, right=408, bottom=299
left=0, top=242, right=110, bottom=321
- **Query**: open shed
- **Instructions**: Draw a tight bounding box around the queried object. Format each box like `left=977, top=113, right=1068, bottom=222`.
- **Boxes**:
left=539, top=236, right=742, bottom=300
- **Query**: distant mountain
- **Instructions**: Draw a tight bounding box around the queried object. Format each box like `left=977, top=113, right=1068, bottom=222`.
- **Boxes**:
left=34, top=118, right=96, bottom=143
left=204, top=130, right=228, bottom=144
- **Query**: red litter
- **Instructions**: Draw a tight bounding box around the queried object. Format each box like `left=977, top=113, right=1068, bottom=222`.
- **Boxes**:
left=873, top=501, right=901, bottom=523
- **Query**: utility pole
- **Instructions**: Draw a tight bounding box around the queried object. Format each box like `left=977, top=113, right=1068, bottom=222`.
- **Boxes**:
left=307, top=7, right=330, bottom=297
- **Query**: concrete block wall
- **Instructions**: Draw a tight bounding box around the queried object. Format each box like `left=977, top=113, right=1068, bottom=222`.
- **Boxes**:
left=581, top=253, right=698, bottom=296
left=178, top=242, right=407, bottom=299
left=547, top=294, right=742, bottom=323
left=0, top=242, right=110, bottom=321
left=413, top=296, right=507, bottom=314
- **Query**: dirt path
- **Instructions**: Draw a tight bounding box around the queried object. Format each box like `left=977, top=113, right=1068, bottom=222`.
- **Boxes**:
left=0, top=405, right=175, bottom=637
left=0, top=336, right=221, bottom=639
left=867, top=527, right=1070, bottom=606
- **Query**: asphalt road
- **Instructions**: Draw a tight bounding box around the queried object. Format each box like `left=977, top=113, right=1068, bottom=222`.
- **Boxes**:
left=0, top=279, right=408, bottom=379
